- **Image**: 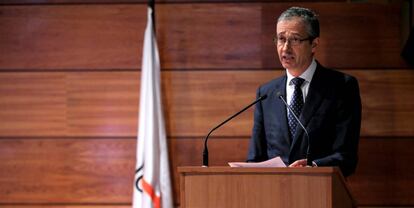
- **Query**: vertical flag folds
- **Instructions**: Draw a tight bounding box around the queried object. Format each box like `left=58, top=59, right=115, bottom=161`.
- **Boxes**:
left=133, top=6, right=173, bottom=208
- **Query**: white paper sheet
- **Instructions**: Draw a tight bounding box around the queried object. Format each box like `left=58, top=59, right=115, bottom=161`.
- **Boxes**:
left=228, top=156, right=286, bottom=168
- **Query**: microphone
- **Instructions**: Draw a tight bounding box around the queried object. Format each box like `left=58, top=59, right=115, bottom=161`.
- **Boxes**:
left=202, top=94, right=268, bottom=167
left=277, top=92, right=312, bottom=167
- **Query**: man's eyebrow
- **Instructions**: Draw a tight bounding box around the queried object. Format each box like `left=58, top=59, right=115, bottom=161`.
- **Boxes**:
left=276, top=32, right=302, bottom=36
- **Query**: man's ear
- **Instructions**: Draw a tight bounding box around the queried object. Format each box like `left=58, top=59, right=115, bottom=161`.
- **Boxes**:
left=311, top=37, right=320, bottom=53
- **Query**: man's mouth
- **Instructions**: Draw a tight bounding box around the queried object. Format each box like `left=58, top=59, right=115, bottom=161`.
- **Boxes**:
left=282, top=54, right=295, bottom=60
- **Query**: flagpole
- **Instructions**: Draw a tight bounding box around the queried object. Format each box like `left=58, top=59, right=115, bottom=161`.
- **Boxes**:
left=148, top=0, right=155, bottom=35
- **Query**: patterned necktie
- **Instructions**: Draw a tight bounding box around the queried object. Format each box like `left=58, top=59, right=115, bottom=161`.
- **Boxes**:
left=288, top=77, right=305, bottom=139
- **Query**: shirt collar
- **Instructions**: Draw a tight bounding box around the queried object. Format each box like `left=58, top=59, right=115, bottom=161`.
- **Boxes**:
left=286, top=58, right=317, bottom=85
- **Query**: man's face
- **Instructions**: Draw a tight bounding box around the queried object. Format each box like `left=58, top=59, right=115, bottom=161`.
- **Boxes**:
left=276, top=17, right=318, bottom=75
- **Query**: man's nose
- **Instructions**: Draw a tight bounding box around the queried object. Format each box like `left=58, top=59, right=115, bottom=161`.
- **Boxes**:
left=281, top=41, right=292, bottom=51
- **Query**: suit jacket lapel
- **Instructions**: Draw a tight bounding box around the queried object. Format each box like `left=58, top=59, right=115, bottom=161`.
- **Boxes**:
left=290, top=63, right=328, bottom=152
left=267, top=75, right=291, bottom=147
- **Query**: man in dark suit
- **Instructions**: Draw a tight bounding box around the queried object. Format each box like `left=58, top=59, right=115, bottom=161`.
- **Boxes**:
left=246, top=7, right=361, bottom=177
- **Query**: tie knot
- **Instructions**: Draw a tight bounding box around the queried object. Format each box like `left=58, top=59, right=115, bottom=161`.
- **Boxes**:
left=291, top=77, right=305, bottom=87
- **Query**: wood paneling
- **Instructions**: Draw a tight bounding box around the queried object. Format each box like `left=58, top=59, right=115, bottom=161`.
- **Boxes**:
left=348, top=138, right=414, bottom=206
left=0, top=5, right=145, bottom=70
left=156, top=3, right=262, bottom=69
left=0, top=72, right=139, bottom=137
left=348, top=70, right=414, bottom=137
left=0, top=3, right=406, bottom=70
left=0, top=138, right=413, bottom=206
left=66, top=72, right=139, bottom=136
left=1, top=70, right=413, bottom=137
left=0, top=73, right=67, bottom=136
left=0, top=138, right=135, bottom=203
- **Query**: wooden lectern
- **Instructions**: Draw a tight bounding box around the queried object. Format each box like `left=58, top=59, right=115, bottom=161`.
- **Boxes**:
left=178, top=167, right=356, bottom=208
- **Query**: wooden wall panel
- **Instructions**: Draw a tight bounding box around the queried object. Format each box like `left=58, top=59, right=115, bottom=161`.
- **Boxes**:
left=348, top=138, right=414, bottom=206
left=156, top=4, right=262, bottom=69
left=0, top=138, right=135, bottom=203
left=66, top=72, right=139, bottom=136
left=0, top=138, right=413, bottom=206
left=0, top=73, right=67, bottom=136
left=348, top=70, right=414, bottom=137
left=162, top=70, right=267, bottom=137
left=1, top=70, right=413, bottom=137
left=0, top=3, right=406, bottom=70
left=0, top=5, right=145, bottom=70
left=0, top=72, right=140, bottom=137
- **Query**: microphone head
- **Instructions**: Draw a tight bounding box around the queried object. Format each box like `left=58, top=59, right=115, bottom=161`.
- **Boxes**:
left=276, top=91, right=283, bottom=99
left=260, top=94, right=268, bottom=100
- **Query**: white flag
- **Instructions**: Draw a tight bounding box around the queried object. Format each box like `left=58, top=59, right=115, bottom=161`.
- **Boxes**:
left=133, top=7, right=173, bottom=208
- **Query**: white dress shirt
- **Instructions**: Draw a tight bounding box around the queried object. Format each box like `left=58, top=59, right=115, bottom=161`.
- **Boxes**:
left=285, top=58, right=317, bottom=106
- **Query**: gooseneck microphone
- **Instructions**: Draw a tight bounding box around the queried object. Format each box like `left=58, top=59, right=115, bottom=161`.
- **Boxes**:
left=278, top=92, right=312, bottom=167
left=202, top=94, right=268, bottom=167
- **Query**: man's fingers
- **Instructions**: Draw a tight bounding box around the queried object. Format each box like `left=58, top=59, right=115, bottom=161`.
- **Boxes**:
left=289, top=159, right=307, bottom=167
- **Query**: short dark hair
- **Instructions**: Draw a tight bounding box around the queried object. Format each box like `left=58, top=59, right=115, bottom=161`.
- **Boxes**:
left=277, top=7, right=320, bottom=39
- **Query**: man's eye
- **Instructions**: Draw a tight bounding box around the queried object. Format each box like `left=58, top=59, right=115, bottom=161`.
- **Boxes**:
left=291, top=38, right=299, bottom=43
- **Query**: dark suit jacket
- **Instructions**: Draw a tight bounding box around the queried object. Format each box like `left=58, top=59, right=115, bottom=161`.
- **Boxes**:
left=247, top=62, right=361, bottom=177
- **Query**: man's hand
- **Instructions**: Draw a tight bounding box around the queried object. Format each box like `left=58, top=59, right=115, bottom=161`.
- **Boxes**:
left=289, top=159, right=308, bottom=167
left=289, top=159, right=318, bottom=167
